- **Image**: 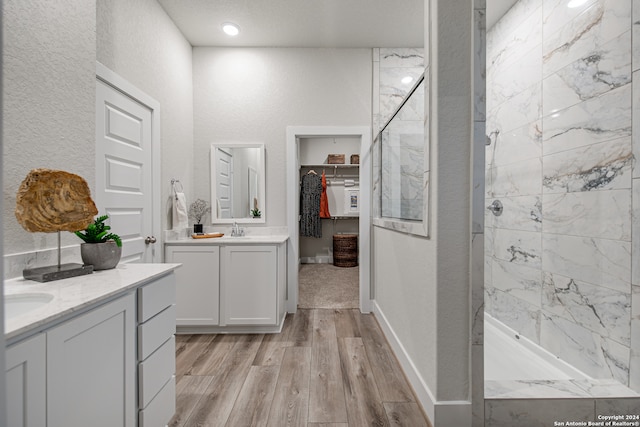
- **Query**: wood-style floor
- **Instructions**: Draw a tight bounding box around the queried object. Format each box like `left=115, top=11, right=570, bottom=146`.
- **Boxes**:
left=170, top=309, right=432, bottom=427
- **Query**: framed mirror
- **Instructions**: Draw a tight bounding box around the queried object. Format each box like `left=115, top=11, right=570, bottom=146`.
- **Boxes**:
left=210, top=142, right=266, bottom=224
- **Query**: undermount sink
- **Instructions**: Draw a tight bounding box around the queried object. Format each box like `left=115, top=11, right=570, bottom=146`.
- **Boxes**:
left=5, top=293, right=54, bottom=319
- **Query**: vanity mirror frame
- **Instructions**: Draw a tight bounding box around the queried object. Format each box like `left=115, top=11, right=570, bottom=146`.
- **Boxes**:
left=210, top=142, right=266, bottom=224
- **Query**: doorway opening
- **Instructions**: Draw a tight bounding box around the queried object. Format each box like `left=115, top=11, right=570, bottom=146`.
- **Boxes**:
left=286, top=126, right=372, bottom=313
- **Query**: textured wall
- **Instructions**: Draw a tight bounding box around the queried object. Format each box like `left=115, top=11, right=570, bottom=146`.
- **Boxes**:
left=97, top=0, right=194, bottom=234
left=192, top=48, right=372, bottom=227
left=486, top=0, right=635, bottom=388
left=3, top=0, right=97, bottom=254
left=372, top=0, right=474, bottom=422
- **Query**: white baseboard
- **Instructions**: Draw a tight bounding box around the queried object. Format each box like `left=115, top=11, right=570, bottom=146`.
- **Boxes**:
left=372, top=301, right=472, bottom=426
left=300, top=256, right=333, bottom=264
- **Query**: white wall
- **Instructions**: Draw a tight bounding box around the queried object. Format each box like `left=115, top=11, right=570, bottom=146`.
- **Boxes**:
left=192, top=48, right=372, bottom=227
left=3, top=0, right=97, bottom=255
left=97, top=0, right=194, bottom=234
left=2, top=0, right=192, bottom=272
left=372, top=1, right=474, bottom=424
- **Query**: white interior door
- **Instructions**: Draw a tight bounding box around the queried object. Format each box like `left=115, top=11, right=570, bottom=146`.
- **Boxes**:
left=95, top=67, right=159, bottom=263
left=216, top=148, right=233, bottom=219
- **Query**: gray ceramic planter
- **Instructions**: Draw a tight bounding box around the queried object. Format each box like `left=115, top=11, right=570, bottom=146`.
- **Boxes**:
left=80, top=242, right=122, bottom=270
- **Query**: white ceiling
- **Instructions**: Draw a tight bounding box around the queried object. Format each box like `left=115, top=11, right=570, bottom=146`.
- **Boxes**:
left=157, top=0, right=518, bottom=48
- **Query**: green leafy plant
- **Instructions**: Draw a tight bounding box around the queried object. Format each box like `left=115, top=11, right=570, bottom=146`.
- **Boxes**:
left=74, top=214, right=122, bottom=247
left=251, top=208, right=261, bottom=217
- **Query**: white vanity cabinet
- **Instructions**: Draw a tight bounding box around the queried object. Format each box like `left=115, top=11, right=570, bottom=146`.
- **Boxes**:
left=6, top=333, right=46, bottom=427
left=137, top=274, right=176, bottom=427
left=4, top=265, right=178, bottom=427
left=165, top=245, right=220, bottom=326
left=222, top=245, right=277, bottom=325
left=165, top=237, right=288, bottom=333
left=47, top=293, right=136, bottom=427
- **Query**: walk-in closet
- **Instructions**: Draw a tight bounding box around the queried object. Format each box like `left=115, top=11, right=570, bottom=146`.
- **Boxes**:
left=297, top=136, right=361, bottom=309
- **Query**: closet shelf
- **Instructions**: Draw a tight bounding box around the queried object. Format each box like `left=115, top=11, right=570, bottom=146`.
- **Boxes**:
left=300, top=164, right=359, bottom=168
left=323, top=215, right=359, bottom=220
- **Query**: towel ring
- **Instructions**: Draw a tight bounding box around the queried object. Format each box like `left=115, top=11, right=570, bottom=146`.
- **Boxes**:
left=171, top=179, right=184, bottom=199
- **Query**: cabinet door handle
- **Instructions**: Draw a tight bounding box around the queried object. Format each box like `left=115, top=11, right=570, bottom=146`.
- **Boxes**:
left=145, top=236, right=157, bottom=244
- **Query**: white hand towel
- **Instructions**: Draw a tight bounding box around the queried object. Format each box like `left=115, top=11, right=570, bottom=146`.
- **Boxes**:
left=172, top=192, right=189, bottom=230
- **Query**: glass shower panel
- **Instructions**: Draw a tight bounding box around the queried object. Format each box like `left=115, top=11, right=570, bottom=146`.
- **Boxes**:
left=380, top=78, right=425, bottom=221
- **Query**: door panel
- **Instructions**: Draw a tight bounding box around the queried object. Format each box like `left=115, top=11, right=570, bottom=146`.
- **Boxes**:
left=96, top=80, right=153, bottom=263
left=216, top=148, right=233, bottom=219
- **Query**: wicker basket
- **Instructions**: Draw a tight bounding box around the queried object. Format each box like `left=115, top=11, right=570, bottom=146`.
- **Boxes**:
left=327, top=154, right=345, bottom=164
left=350, top=154, right=359, bottom=164
left=333, top=234, right=358, bottom=267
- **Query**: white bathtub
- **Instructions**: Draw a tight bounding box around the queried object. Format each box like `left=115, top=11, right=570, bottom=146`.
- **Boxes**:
left=484, top=313, right=588, bottom=382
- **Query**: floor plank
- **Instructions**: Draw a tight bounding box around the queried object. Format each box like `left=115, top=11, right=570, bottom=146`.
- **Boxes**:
left=309, top=310, right=348, bottom=423
left=183, top=334, right=263, bottom=426
left=254, top=313, right=296, bottom=365
left=266, top=346, right=312, bottom=427
left=226, top=365, right=280, bottom=427
left=360, top=315, right=414, bottom=402
left=290, top=308, right=313, bottom=347
left=189, top=334, right=236, bottom=376
left=338, top=337, right=389, bottom=426
left=169, top=375, right=213, bottom=427
left=384, top=402, right=431, bottom=427
left=172, top=310, right=432, bottom=427
left=175, top=334, right=217, bottom=380
left=334, top=309, right=361, bottom=338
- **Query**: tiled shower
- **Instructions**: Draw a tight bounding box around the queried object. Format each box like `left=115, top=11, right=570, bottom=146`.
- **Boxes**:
left=484, top=0, right=639, bottom=396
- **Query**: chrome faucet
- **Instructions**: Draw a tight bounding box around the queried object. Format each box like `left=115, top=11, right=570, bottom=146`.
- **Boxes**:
left=231, top=221, right=244, bottom=237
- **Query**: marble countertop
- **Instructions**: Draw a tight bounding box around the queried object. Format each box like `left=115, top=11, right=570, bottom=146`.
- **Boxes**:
left=4, top=263, right=180, bottom=342
left=165, top=234, right=289, bottom=245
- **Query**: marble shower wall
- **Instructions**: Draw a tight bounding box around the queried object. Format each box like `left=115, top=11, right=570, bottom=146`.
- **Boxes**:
left=372, top=48, right=425, bottom=135
left=485, top=0, right=637, bottom=389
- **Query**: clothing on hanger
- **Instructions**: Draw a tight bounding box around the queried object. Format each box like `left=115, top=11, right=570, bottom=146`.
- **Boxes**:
left=320, top=170, right=331, bottom=218
left=300, top=173, right=322, bottom=238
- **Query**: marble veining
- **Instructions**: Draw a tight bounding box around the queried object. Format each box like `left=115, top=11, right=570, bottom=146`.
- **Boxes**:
left=488, top=82, right=541, bottom=134
left=379, top=48, right=424, bottom=68
left=542, top=136, right=632, bottom=193
left=491, top=259, right=542, bottom=307
left=542, top=189, right=631, bottom=241
left=486, top=121, right=542, bottom=168
left=542, top=272, right=631, bottom=346
left=542, top=234, right=631, bottom=294
left=487, top=0, right=636, bottom=400
left=486, top=195, right=542, bottom=232
left=493, top=228, right=541, bottom=268
left=540, top=313, right=630, bottom=384
left=542, top=83, right=632, bottom=156
left=542, top=0, right=630, bottom=77
left=543, top=31, right=631, bottom=116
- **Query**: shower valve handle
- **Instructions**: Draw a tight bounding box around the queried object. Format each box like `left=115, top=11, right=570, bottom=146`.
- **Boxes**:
left=487, top=200, right=503, bottom=216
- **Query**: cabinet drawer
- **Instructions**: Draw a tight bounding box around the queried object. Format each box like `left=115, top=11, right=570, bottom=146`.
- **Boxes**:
left=138, top=336, right=175, bottom=408
left=138, top=305, right=176, bottom=361
left=138, top=273, right=176, bottom=323
left=138, top=375, right=175, bottom=427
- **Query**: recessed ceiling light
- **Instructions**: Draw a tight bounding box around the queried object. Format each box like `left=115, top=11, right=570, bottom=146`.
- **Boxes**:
left=222, top=23, right=240, bottom=36
left=401, top=76, right=413, bottom=85
left=567, top=0, right=588, bottom=8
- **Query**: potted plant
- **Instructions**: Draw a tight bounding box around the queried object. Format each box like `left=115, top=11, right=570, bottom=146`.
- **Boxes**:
left=189, top=198, right=210, bottom=234
left=74, top=214, right=122, bottom=270
left=251, top=208, right=261, bottom=218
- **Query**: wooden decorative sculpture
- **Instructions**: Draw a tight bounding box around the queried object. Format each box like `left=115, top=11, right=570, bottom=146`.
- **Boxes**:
left=15, top=169, right=99, bottom=282
left=15, top=168, right=98, bottom=233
